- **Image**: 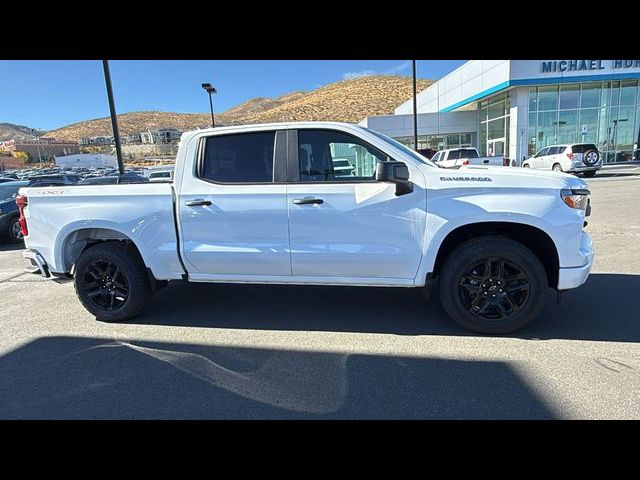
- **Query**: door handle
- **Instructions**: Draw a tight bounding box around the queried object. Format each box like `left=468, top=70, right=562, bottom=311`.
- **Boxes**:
left=293, top=197, right=324, bottom=205
left=185, top=199, right=212, bottom=207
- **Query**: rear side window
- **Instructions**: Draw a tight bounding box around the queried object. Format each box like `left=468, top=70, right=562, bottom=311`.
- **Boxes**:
left=571, top=144, right=598, bottom=153
left=201, top=131, right=275, bottom=183
left=536, top=147, right=549, bottom=157
left=547, top=147, right=560, bottom=155
left=460, top=149, right=479, bottom=158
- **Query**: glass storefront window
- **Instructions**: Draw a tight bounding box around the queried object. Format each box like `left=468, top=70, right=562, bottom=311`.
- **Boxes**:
left=529, top=87, right=538, bottom=112
left=558, top=110, right=578, bottom=144
left=538, top=86, right=559, bottom=111
left=559, top=85, right=579, bottom=110
left=537, top=111, right=557, bottom=147
left=446, top=134, right=459, bottom=146
left=581, top=83, right=601, bottom=109
left=487, top=117, right=506, bottom=141
left=526, top=81, right=639, bottom=163
left=528, top=112, right=537, bottom=156
left=615, top=106, right=636, bottom=151
left=488, top=99, right=506, bottom=119
left=578, top=108, right=599, bottom=144
left=479, top=123, right=487, bottom=156
left=610, top=81, right=620, bottom=107
left=620, top=80, right=638, bottom=106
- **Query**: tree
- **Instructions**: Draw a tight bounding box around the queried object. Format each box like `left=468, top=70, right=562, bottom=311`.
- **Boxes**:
left=12, top=150, right=30, bottom=162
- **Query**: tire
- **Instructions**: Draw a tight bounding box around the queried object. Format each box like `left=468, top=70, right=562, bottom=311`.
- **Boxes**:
left=583, top=149, right=600, bottom=167
left=73, top=241, right=153, bottom=322
left=523, top=164, right=531, bottom=168
left=582, top=170, right=596, bottom=178
left=7, top=216, right=23, bottom=244
left=552, top=163, right=563, bottom=172
left=438, top=236, right=547, bottom=334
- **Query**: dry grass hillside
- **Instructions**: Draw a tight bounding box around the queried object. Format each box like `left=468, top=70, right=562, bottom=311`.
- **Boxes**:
left=43, top=75, right=432, bottom=142
left=240, top=75, right=432, bottom=124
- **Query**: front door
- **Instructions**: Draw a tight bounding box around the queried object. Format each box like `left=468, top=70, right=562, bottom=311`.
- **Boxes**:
left=286, top=128, right=426, bottom=282
left=178, top=129, right=291, bottom=278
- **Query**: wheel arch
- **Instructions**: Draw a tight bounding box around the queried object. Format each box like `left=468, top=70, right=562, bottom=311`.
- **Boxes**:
left=58, top=227, right=145, bottom=276
left=431, top=221, right=560, bottom=289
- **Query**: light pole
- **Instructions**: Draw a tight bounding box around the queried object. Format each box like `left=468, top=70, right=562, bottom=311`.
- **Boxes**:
left=412, top=60, right=418, bottom=151
left=201, top=83, right=217, bottom=127
left=102, top=60, right=125, bottom=176
left=32, top=129, right=42, bottom=167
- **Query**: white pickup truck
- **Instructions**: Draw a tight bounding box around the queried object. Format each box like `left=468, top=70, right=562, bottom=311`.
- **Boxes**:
left=433, top=147, right=513, bottom=169
left=17, top=122, right=594, bottom=334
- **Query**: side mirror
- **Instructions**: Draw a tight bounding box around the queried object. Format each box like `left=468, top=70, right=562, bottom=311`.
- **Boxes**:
left=376, top=160, right=414, bottom=196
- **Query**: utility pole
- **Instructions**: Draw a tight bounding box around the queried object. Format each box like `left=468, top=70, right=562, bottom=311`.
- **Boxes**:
left=412, top=60, right=418, bottom=151
left=102, top=60, right=125, bottom=176
left=33, top=129, right=42, bottom=167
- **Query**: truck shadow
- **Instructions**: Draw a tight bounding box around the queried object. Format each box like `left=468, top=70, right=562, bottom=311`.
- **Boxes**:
left=138, top=273, right=640, bottom=343
left=0, top=336, right=555, bottom=419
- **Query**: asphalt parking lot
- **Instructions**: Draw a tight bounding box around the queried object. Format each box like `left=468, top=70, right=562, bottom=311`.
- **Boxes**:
left=1, top=167, right=639, bottom=419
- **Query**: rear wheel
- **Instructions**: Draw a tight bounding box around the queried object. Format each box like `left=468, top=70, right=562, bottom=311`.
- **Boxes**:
left=74, top=242, right=153, bottom=322
left=7, top=217, right=23, bottom=243
left=523, top=164, right=531, bottom=168
left=552, top=163, right=563, bottom=172
left=438, top=237, right=547, bottom=334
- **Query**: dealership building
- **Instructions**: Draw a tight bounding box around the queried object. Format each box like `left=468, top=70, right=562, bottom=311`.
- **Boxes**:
left=360, top=60, right=640, bottom=164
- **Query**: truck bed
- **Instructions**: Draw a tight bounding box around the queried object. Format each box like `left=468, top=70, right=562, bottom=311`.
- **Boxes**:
left=19, top=183, right=184, bottom=280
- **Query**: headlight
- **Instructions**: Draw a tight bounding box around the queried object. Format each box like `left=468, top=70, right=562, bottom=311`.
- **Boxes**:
left=561, top=188, right=590, bottom=210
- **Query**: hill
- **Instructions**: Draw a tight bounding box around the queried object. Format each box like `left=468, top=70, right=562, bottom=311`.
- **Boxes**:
left=0, top=123, right=45, bottom=142
left=41, top=75, right=433, bottom=142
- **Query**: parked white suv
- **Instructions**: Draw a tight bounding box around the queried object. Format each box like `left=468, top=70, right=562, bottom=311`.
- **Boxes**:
left=522, top=144, right=602, bottom=177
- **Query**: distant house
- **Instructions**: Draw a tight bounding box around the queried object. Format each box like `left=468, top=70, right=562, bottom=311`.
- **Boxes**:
left=122, top=133, right=142, bottom=144
left=140, top=129, right=182, bottom=145
left=79, top=136, right=114, bottom=147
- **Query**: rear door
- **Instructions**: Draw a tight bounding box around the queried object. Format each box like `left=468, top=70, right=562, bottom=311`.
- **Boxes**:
left=285, top=128, right=426, bottom=282
left=178, top=129, right=291, bottom=278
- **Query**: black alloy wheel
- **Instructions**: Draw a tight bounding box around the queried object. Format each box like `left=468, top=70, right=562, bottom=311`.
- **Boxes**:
left=438, top=237, right=547, bottom=334
left=74, top=242, right=153, bottom=322
left=458, top=257, right=529, bottom=320
left=83, top=259, right=129, bottom=311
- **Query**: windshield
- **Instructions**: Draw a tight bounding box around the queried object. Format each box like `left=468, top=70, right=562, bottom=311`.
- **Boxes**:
left=361, top=127, right=437, bottom=167
left=0, top=185, right=21, bottom=202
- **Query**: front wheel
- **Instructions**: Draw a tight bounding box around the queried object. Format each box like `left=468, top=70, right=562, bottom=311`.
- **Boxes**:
left=523, top=164, right=531, bottom=168
left=74, top=242, right=153, bottom=322
left=438, top=237, right=547, bottom=334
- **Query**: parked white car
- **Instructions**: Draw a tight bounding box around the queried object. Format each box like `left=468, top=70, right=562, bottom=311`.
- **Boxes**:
left=18, top=122, right=594, bottom=334
left=522, top=143, right=602, bottom=177
left=432, top=147, right=513, bottom=169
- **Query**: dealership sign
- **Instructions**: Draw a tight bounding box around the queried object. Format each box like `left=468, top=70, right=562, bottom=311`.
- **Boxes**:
left=540, top=60, right=640, bottom=73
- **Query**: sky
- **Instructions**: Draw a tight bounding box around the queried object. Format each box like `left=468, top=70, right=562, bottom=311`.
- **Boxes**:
left=0, top=60, right=465, bottom=131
